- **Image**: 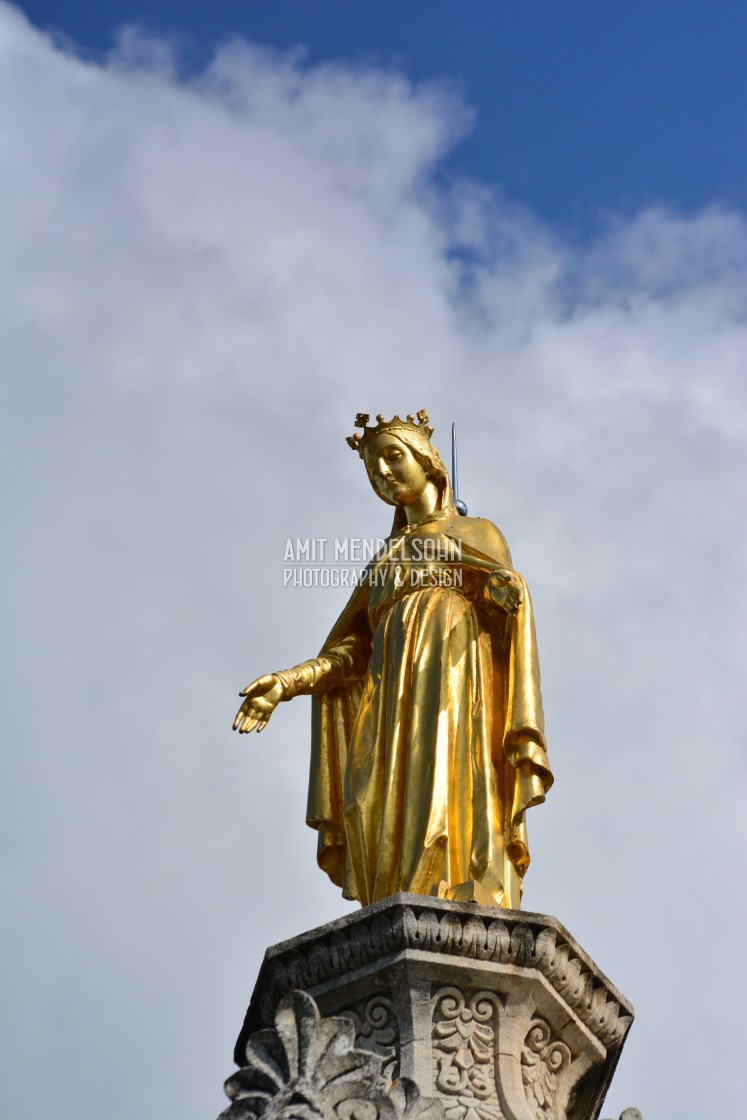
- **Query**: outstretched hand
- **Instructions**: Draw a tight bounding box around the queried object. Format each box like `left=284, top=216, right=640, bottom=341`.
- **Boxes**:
left=486, top=568, right=524, bottom=618
left=233, top=674, right=284, bottom=734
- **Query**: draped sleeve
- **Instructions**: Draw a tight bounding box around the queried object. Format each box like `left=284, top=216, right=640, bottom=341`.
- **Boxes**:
left=306, top=581, right=372, bottom=888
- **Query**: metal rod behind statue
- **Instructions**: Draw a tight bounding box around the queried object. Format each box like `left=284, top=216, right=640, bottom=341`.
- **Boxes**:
left=451, top=422, right=468, bottom=516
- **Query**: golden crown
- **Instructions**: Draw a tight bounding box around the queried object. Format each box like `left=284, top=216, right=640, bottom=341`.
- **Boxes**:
left=346, top=409, right=434, bottom=455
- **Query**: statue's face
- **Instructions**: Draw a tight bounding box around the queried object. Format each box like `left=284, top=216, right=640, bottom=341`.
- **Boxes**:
left=363, top=432, right=429, bottom=506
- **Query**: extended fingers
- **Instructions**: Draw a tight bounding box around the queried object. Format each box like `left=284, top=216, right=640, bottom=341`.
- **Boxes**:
left=239, top=712, right=272, bottom=734
left=233, top=699, right=259, bottom=730
left=233, top=703, right=250, bottom=731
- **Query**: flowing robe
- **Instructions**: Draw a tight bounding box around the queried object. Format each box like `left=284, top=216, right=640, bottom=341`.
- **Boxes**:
left=304, top=509, right=552, bottom=908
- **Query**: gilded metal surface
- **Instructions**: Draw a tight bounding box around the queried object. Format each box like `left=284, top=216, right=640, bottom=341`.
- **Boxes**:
left=233, top=411, right=552, bottom=908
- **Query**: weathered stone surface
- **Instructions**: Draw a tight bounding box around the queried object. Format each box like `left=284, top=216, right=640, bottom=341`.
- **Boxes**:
left=227, top=896, right=636, bottom=1120
left=220, top=989, right=443, bottom=1120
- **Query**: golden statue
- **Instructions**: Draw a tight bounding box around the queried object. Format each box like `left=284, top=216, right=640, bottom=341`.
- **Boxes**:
left=233, top=411, right=552, bottom=909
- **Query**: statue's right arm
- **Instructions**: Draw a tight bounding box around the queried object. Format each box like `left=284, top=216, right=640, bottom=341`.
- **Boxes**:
left=275, top=632, right=370, bottom=699
left=233, top=612, right=371, bottom=735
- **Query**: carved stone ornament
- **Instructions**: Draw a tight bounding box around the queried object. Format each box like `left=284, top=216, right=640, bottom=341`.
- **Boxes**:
left=231, top=898, right=638, bottom=1120
left=431, top=987, right=503, bottom=1120
left=521, top=1019, right=572, bottom=1120
left=220, top=989, right=445, bottom=1120
left=339, top=995, right=399, bottom=1082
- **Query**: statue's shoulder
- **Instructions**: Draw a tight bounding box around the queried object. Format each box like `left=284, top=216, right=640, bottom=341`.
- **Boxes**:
left=444, top=513, right=512, bottom=567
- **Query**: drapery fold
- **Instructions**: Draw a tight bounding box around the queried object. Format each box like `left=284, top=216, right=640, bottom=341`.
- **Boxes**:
left=306, top=511, right=552, bottom=908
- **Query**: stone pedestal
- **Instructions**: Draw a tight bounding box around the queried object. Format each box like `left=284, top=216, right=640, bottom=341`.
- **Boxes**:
left=221, top=895, right=634, bottom=1120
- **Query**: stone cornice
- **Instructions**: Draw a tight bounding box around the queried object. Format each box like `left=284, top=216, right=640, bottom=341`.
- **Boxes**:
left=238, top=895, right=634, bottom=1064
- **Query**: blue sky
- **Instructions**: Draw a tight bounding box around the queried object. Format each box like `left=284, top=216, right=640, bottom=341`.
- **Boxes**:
left=17, top=0, right=747, bottom=231
left=3, top=4, right=746, bottom=1120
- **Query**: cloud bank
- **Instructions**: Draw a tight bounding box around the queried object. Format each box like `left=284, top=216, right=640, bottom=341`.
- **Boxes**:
left=3, top=4, right=746, bottom=1118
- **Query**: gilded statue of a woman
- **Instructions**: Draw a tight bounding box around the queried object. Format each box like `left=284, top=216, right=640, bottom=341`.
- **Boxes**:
left=233, top=411, right=552, bottom=909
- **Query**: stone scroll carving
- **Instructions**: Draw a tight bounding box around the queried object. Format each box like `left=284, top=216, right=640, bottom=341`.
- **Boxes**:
left=221, top=989, right=444, bottom=1120
left=521, top=1018, right=572, bottom=1120
left=340, top=995, right=399, bottom=1055
left=431, top=988, right=503, bottom=1120
left=340, top=995, right=399, bottom=1082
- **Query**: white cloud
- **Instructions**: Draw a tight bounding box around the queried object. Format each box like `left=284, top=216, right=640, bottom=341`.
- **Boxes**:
left=3, top=4, right=746, bottom=1119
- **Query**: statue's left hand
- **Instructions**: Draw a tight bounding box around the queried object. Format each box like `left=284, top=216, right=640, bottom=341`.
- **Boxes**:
left=233, top=674, right=283, bottom=734
left=485, top=568, right=523, bottom=617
